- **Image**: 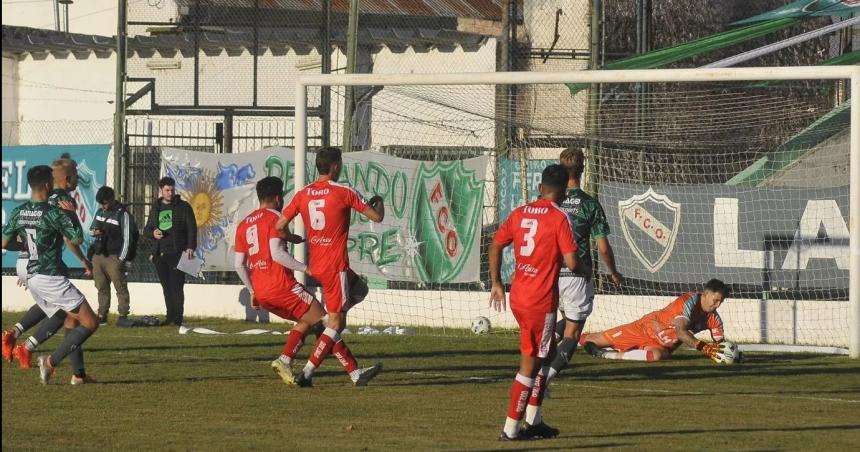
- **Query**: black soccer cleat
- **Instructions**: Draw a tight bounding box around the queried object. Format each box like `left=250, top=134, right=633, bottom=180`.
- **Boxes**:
left=296, top=373, right=313, bottom=388
left=521, top=421, right=560, bottom=439
left=498, top=431, right=530, bottom=441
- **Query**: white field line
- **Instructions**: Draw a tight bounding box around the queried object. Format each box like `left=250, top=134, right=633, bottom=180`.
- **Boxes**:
left=405, top=371, right=860, bottom=404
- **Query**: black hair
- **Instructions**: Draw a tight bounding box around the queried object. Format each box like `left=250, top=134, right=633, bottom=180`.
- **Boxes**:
left=27, top=165, right=53, bottom=188
left=540, top=164, right=568, bottom=191
left=704, top=279, right=729, bottom=297
left=96, top=186, right=116, bottom=204
left=158, top=176, right=176, bottom=188
left=315, top=147, right=342, bottom=175
left=256, top=176, right=284, bottom=201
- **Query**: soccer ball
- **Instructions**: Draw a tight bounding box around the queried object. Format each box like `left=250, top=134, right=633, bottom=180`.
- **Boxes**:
left=714, top=340, right=740, bottom=364
left=471, top=316, right=491, bottom=335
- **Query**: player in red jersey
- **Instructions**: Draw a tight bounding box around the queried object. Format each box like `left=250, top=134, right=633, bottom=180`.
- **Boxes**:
left=234, top=176, right=329, bottom=385
left=489, top=164, right=579, bottom=441
left=278, top=147, right=384, bottom=387
left=581, top=279, right=728, bottom=362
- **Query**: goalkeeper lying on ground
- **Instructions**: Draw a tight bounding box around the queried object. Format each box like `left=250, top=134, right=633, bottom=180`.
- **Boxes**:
left=580, top=279, right=730, bottom=362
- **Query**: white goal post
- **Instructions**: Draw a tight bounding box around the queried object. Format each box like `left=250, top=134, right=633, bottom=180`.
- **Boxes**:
left=294, top=66, right=860, bottom=358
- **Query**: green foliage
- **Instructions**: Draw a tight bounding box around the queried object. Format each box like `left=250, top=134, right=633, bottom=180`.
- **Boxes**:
left=3, top=313, right=859, bottom=450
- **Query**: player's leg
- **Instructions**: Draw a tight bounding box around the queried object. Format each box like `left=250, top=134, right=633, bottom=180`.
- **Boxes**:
left=92, top=254, right=112, bottom=324
left=545, top=277, right=593, bottom=384
left=14, top=310, right=66, bottom=369
left=264, top=285, right=326, bottom=385
left=29, top=275, right=99, bottom=384
left=3, top=305, right=47, bottom=362
left=62, top=315, right=89, bottom=382
left=603, top=345, right=669, bottom=361
left=4, top=260, right=46, bottom=362
left=500, top=309, right=546, bottom=441
left=522, top=313, right=561, bottom=439
left=298, top=271, right=363, bottom=386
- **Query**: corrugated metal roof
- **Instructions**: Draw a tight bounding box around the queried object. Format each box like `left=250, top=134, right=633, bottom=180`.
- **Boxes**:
left=2, top=24, right=488, bottom=60
left=174, top=0, right=504, bottom=21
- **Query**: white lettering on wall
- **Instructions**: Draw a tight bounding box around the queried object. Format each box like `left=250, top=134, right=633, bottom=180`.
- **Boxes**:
left=781, top=200, right=849, bottom=270
left=713, top=197, right=765, bottom=268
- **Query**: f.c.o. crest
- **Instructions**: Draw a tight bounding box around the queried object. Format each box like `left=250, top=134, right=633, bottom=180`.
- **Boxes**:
left=618, top=187, right=681, bottom=273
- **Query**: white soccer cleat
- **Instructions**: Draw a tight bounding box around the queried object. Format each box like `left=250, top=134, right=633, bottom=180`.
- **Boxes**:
left=271, top=359, right=296, bottom=385
left=354, top=362, right=383, bottom=387
left=38, top=355, right=54, bottom=385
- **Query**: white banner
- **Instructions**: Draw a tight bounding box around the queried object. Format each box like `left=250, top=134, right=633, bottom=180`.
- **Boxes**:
left=161, top=147, right=487, bottom=283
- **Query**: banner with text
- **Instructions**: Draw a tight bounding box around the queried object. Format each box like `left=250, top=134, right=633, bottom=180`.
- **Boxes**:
left=2, top=144, right=110, bottom=268
left=161, top=148, right=487, bottom=283
left=601, top=182, right=850, bottom=289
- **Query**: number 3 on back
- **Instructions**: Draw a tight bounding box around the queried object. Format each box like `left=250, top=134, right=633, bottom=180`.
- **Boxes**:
left=309, top=199, right=326, bottom=231
left=520, top=218, right=537, bottom=256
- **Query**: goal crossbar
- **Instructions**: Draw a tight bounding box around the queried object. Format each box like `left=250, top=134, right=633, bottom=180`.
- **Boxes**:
left=294, top=66, right=860, bottom=358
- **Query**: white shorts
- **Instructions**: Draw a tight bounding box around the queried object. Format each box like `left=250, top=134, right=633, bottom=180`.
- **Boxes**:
left=16, top=258, right=49, bottom=309
left=558, top=276, right=594, bottom=321
left=26, top=274, right=86, bottom=317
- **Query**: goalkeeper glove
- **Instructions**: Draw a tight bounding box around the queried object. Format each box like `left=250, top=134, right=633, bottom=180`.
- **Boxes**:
left=696, top=341, right=720, bottom=362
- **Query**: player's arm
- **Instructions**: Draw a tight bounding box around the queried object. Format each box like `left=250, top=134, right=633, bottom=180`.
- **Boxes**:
left=488, top=241, right=506, bottom=312
left=233, top=251, right=252, bottom=292
left=2, top=210, right=20, bottom=250
left=595, top=237, right=622, bottom=285
left=233, top=251, right=260, bottom=310
left=672, top=316, right=719, bottom=360
left=558, top=216, right=580, bottom=273
left=363, top=195, right=384, bottom=223
left=276, top=195, right=300, bottom=234
left=562, top=251, right=579, bottom=273
left=269, top=238, right=310, bottom=276
left=488, top=219, right=513, bottom=312
left=51, top=208, right=91, bottom=271
left=5, top=235, right=25, bottom=252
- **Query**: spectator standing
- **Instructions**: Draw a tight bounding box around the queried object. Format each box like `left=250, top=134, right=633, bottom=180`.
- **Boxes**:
left=90, top=186, right=138, bottom=325
left=143, top=177, right=197, bottom=326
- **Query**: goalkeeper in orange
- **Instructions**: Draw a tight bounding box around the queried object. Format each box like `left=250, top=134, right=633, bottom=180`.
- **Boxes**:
left=581, top=279, right=728, bottom=362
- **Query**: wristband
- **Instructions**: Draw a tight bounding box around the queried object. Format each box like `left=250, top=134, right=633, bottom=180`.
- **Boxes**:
left=694, top=340, right=705, bottom=351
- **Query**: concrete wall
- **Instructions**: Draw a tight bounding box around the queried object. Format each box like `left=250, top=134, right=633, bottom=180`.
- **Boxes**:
left=2, top=275, right=849, bottom=347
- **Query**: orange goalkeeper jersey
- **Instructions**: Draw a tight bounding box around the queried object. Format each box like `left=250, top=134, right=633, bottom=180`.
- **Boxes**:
left=641, top=292, right=724, bottom=343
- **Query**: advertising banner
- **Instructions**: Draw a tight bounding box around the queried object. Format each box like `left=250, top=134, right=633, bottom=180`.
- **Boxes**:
left=161, top=148, right=487, bottom=283
left=602, top=182, right=850, bottom=289
left=2, top=145, right=110, bottom=268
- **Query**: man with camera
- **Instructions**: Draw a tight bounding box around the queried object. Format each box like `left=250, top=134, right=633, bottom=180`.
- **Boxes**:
left=90, top=186, right=138, bottom=325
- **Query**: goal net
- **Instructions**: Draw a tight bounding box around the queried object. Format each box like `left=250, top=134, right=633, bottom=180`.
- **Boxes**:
left=294, top=68, right=859, bottom=356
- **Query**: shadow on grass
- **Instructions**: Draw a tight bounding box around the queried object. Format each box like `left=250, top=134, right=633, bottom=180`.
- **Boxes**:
left=567, top=424, right=860, bottom=439
left=469, top=444, right=630, bottom=452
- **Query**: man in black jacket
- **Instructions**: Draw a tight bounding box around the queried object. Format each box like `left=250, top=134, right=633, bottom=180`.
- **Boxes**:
left=143, top=177, right=197, bottom=326
left=91, top=186, right=135, bottom=325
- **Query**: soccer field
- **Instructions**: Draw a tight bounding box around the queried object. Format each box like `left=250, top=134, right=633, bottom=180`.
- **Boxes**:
left=2, top=313, right=859, bottom=451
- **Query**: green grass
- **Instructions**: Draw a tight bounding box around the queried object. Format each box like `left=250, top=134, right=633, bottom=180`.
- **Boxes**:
left=3, top=312, right=859, bottom=451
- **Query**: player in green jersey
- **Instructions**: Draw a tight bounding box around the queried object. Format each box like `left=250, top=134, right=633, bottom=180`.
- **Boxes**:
left=3, top=156, right=89, bottom=376
left=2, top=165, right=99, bottom=385
left=522, top=148, right=623, bottom=432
